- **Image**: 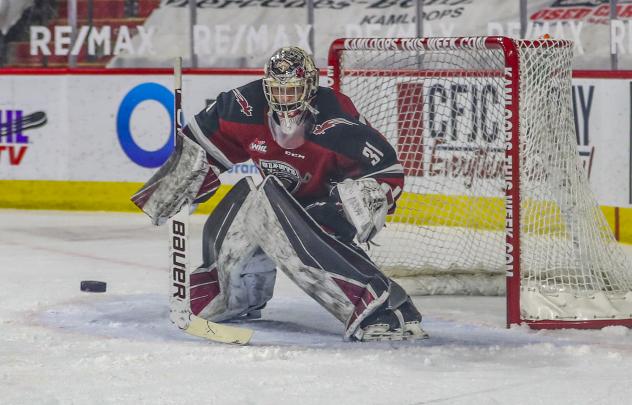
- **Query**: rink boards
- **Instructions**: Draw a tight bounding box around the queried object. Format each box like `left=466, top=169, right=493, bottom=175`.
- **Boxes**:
left=0, top=69, right=631, bottom=240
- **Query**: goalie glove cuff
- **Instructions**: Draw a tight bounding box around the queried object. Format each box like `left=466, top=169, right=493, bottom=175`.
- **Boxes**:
left=131, top=132, right=218, bottom=225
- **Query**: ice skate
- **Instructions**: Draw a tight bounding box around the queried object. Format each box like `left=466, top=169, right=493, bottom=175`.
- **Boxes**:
left=353, top=300, right=429, bottom=342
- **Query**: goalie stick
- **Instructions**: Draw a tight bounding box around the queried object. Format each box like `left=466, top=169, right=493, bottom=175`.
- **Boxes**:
left=168, top=57, right=253, bottom=345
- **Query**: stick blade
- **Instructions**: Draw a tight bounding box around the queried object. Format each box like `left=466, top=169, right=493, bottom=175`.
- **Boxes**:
left=185, top=315, right=253, bottom=345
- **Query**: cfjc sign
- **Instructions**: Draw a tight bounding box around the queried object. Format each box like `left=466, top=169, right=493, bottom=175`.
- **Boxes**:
left=117, top=82, right=175, bottom=168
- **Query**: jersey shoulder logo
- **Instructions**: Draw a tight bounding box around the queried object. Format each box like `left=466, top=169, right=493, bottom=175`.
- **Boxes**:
left=232, top=89, right=253, bottom=117
left=312, top=118, right=358, bottom=135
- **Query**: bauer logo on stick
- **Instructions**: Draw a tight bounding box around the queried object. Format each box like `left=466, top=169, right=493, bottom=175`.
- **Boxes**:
left=171, top=220, right=187, bottom=300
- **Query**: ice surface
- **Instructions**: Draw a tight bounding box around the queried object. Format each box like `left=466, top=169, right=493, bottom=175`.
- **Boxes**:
left=2, top=210, right=632, bottom=404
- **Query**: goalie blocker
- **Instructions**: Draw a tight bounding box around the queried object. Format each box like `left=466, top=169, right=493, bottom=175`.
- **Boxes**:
left=194, top=176, right=428, bottom=342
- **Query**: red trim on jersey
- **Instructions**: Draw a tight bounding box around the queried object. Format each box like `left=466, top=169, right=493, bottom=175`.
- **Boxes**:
left=210, top=119, right=261, bottom=164
left=333, top=92, right=361, bottom=118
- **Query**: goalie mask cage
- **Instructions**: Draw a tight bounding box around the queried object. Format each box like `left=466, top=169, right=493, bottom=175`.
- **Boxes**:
left=328, top=36, right=632, bottom=329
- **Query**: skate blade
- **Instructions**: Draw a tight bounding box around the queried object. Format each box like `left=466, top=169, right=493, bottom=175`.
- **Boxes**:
left=361, top=331, right=430, bottom=342
left=358, top=321, right=430, bottom=342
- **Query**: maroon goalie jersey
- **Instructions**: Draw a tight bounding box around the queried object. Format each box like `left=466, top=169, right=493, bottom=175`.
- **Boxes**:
left=182, top=79, right=404, bottom=210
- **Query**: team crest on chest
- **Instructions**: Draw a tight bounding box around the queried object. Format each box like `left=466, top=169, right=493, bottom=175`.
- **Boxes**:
left=232, top=89, right=253, bottom=117
left=259, top=160, right=308, bottom=194
left=312, top=118, right=358, bottom=135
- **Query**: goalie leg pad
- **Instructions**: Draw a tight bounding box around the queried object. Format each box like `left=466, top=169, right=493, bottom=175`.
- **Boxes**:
left=235, top=249, right=276, bottom=318
left=190, top=177, right=277, bottom=322
left=251, top=176, right=407, bottom=339
left=197, top=248, right=276, bottom=323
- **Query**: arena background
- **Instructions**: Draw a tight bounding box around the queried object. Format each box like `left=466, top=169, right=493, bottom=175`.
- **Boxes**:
left=1, top=0, right=632, bottom=240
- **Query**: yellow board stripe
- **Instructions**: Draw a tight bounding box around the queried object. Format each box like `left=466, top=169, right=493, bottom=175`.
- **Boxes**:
left=390, top=193, right=596, bottom=236
left=0, top=180, right=230, bottom=214
left=1, top=180, right=631, bottom=243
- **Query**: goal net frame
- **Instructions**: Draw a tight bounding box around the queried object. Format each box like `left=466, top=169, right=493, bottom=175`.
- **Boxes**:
left=328, top=36, right=632, bottom=330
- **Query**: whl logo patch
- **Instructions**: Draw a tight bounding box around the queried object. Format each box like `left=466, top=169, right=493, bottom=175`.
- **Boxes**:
left=313, top=118, right=357, bottom=135
left=232, top=89, right=253, bottom=117
left=249, top=139, right=268, bottom=153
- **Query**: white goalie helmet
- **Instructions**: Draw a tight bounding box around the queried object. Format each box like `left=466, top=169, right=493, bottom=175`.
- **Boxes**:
left=263, top=47, right=319, bottom=148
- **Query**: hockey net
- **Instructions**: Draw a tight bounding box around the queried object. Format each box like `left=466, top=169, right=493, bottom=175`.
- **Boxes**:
left=328, top=37, right=632, bottom=328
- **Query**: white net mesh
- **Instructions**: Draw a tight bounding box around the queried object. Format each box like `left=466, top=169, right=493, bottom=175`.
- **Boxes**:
left=334, top=38, right=632, bottom=322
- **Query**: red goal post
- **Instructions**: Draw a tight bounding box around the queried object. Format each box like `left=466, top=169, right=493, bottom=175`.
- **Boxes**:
left=327, top=36, right=632, bottom=330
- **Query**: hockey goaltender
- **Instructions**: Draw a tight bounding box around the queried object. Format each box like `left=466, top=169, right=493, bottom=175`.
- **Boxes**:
left=132, top=46, right=428, bottom=342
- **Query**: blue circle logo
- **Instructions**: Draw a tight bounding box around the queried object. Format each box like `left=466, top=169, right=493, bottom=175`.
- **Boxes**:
left=117, top=82, right=173, bottom=168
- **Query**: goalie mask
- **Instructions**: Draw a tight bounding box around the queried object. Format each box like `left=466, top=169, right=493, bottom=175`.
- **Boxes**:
left=263, top=47, right=319, bottom=149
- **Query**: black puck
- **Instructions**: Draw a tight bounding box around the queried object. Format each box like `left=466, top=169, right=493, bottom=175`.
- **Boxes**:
left=80, top=280, right=107, bottom=293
